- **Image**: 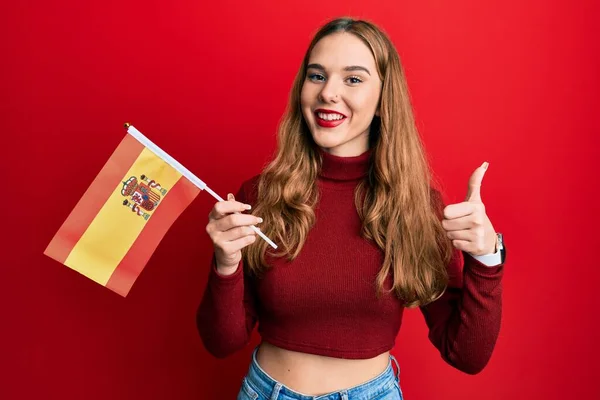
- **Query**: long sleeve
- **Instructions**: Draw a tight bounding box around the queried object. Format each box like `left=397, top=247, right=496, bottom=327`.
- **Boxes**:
left=196, top=257, right=258, bottom=358
left=196, top=179, right=259, bottom=358
left=419, top=248, right=504, bottom=374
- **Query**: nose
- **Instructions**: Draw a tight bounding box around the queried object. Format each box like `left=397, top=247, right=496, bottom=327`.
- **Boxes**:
left=318, top=79, right=341, bottom=104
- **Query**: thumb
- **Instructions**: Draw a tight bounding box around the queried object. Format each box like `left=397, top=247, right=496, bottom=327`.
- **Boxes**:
left=466, top=162, right=489, bottom=203
left=227, top=193, right=235, bottom=201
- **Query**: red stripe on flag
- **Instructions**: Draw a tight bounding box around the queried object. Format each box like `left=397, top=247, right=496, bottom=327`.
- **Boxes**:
left=105, top=176, right=200, bottom=296
left=44, top=134, right=144, bottom=263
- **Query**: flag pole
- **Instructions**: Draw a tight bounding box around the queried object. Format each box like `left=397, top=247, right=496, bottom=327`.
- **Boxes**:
left=123, top=123, right=277, bottom=250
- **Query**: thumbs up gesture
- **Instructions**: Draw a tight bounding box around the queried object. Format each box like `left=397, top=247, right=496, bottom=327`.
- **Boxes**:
left=442, top=162, right=498, bottom=256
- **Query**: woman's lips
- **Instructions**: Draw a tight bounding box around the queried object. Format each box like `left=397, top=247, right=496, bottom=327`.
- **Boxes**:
left=314, top=110, right=347, bottom=128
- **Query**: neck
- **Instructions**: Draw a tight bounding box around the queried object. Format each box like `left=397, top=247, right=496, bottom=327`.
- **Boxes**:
left=317, top=147, right=371, bottom=182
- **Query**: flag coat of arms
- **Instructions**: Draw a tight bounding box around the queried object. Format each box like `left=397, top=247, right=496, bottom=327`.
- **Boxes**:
left=44, top=124, right=202, bottom=297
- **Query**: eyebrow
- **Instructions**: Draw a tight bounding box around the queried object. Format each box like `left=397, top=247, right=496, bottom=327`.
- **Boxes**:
left=306, top=63, right=371, bottom=76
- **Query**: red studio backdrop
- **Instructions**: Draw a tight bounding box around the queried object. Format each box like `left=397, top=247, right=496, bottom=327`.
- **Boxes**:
left=2, top=1, right=598, bottom=399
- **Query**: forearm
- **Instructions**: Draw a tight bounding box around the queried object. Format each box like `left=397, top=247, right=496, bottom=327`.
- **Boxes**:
left=196, top=258, right=255, bottom=358
left=422, top=253, right=503, bottom=374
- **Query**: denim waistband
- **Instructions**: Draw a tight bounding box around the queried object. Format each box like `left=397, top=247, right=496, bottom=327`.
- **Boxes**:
left=244, top=347, right=400, bottom=400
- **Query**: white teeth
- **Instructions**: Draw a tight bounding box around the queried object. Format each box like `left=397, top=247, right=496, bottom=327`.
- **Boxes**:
left=317, top=112, right=344, bottom=121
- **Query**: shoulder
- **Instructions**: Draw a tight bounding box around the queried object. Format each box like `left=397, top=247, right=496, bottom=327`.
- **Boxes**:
left=429, top=186, right=447, bottom=219
left=235, top=174, right=262, bottom=204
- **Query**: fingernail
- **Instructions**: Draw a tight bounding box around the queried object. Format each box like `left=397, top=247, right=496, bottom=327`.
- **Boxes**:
left=257, top=217, right=263, bottom=223
left=482, top=162, right=489, bottom=170
left=244, top=204, right=252, bottom=210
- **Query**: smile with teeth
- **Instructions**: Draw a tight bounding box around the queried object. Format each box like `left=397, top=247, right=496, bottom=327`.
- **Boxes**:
left=316, top=112, right=345, bottom=121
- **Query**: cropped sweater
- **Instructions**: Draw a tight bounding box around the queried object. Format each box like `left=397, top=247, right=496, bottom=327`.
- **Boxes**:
left=197, top=149, right=504, bottom=374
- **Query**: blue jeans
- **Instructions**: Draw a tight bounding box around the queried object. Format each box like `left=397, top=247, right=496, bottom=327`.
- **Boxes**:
left=237, top=347, right=403, bottom=400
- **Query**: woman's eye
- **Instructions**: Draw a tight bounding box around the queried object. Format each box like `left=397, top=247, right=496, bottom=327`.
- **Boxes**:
left=347, top=76, right=363, bottom=84
left=308, top=73, right=325, bottom=82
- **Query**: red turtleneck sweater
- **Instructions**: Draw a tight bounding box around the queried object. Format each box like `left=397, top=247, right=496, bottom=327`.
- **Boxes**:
left=197, top=150, right=504, bottom=374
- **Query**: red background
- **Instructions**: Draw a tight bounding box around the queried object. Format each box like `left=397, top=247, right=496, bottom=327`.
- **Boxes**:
left=2, top=1, right=598, bottom=399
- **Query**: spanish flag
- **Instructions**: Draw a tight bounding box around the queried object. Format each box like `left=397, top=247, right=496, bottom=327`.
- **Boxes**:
left=44, top=124, right=203, bottom=297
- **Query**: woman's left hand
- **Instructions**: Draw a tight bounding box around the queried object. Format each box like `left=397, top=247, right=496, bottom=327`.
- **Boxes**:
left=441, top=162, right=498, bottom=256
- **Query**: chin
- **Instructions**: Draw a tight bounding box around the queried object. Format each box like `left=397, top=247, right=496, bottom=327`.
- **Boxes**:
left=312, top=137, right=344, bottom=151
left=310, top=128, right=345, bottom=147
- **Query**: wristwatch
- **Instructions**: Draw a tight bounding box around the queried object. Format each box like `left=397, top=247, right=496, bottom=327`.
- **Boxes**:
left=496, top=233, right=506, bottom=264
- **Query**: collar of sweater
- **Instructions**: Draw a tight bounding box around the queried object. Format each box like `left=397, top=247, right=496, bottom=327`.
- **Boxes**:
left=317, top=146, right=372, bottom=182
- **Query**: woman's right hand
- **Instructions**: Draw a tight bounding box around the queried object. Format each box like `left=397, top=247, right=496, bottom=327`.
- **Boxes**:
left=206, top=193, right=262, bottom=275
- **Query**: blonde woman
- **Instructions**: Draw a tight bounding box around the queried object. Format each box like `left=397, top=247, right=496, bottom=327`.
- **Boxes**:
left=198, top=17, right=506, bottom=400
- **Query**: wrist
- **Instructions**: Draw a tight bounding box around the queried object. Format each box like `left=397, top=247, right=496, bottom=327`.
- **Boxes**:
left=215, top=263, right=239, bottom=276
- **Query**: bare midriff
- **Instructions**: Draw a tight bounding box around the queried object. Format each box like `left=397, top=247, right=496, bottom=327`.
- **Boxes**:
left=255, top=341, right=390, bottom=396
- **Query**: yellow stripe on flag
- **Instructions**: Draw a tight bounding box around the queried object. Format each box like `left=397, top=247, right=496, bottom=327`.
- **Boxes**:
left=64, top=147, right=182, bottom=285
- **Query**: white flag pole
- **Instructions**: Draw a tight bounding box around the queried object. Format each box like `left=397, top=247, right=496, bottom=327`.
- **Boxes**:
left=124, top=123, right=277, bottom=250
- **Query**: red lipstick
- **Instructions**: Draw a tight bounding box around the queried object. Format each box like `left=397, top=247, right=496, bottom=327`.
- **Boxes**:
left=314, top=109, right=347, bottom=128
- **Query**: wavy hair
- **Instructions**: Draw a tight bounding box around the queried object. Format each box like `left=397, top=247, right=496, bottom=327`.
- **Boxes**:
left=244, top=17, right=454, bottom=308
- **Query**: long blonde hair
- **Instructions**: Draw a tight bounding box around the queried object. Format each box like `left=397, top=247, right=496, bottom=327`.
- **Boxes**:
left=244, top=17, right=454, bottom=308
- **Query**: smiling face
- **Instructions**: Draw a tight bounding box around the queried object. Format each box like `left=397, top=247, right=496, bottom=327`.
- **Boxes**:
left=300, top=32, right=383, bottom=157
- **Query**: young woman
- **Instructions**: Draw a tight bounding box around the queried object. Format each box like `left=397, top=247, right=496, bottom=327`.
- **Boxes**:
left=198, top=17, right=505, bottom=400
